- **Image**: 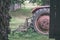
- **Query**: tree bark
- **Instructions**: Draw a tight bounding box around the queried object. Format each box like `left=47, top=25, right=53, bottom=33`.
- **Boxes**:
left=0, top=0, right=11, bottom=40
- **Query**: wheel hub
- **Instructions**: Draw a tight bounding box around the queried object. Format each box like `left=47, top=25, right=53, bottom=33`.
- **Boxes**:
left=36, top=15, right=50, bottom=34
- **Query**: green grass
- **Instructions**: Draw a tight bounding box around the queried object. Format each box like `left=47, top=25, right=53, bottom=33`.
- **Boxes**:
left=9, top=32, right=49, bottom=40
left=10, top=8, right=32, bottom=17
left=9, top=8, right=55, bottom=40
left=9, top=8, right=32, bottom=31
left=9, top=18, right=25, bottom=31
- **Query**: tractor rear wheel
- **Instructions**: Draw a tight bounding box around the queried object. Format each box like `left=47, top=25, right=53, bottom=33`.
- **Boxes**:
left=33, top=11, right=50, bottom=35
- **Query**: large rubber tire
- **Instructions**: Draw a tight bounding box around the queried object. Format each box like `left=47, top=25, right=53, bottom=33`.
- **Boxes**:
left=32, top=8, right=50, bottom=35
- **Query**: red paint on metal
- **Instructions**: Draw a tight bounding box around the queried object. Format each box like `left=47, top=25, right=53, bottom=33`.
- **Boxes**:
left=35, top=15, right=50, bottom=34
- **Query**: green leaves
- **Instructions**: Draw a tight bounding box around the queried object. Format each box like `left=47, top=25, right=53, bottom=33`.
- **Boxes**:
left=41, top=0, right=50, bottom=5
left=29, top=0, right=50, bottom=5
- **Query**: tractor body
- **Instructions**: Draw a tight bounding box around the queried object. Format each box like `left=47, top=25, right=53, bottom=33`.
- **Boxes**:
left=26, top=5, right=50, bottom=35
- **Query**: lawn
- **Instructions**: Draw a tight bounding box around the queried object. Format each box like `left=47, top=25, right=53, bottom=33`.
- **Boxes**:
left=9, top=8, right=55, bottom=40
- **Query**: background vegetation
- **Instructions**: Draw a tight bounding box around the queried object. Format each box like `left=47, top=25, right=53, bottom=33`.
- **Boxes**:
left=9, top=8, right=54, bottom=40
left=5, top=0, right=54, bottom=40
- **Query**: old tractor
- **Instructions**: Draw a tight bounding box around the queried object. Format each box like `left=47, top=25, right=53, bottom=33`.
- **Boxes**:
left=25, top=5, right=50, bottom=35
left=12, top=5, right=50, bottom=35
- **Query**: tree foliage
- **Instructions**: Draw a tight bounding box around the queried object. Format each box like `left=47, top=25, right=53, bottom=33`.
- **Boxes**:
left=29, top=0, right=50, bottom=5
left=11, top=0, right=26, bottom=5
left=29, top=0, right=36, bottom=3
left=41, top=0, right=50, bottom=5
left=36, top=0, right=42, bottom=5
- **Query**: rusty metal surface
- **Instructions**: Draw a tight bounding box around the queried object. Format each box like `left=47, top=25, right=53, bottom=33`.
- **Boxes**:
left=34, top=15, right=50, bottom=34
left=37, top=15, right=50, bottom=34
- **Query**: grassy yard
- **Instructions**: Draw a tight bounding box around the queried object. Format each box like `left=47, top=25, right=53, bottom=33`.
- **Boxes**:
left=9, top=8, right=55, bottom=40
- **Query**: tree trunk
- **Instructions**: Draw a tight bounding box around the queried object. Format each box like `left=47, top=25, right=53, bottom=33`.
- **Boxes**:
left=0, top=0, right=11, bottom=40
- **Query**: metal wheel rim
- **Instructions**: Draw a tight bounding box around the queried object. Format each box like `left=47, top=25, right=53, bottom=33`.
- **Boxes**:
left=35, top=15, right=50, bottom=35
